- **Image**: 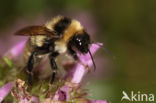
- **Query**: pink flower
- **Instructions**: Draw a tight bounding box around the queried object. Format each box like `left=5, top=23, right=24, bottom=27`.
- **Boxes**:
left=53, top=85, right=70, bottom=101
left=71, top=43, right=102, bottom=84
left=53, top=43, right=107, bottom=103
left=4, top=40, right=27, bottom=60
left=0, top=82, right=14, bottom=103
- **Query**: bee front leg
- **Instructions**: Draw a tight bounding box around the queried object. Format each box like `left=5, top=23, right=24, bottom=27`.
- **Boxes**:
left=68, top=46, right=87, bottom=67
left=68, top=46, right=78, bottom=61
left=27, top=52, right=35, bottom=85
left=49, top=52, right=59, bottom=84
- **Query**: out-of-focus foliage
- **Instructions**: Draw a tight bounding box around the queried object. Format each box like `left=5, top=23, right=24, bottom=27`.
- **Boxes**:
left=0, top=0, right=156, bottom=102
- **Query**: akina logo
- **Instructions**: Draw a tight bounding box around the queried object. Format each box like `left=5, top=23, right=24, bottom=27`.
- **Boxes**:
left=121, top=91, right=154, bottom=102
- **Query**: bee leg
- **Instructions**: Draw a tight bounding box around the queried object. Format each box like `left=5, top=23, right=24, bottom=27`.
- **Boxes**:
left=49, top=52, right=59, bottom=84
left=68, top=46, right=78, bottom=61
left=27, top=52, right=35, bottom=85
left=68, top=46, right=87, bottom=67
left=27, top=49, right=50, bottom=85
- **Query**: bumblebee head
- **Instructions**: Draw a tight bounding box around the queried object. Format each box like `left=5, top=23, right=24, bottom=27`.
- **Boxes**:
left=70, top=31, right=96, bottom=71
left=72, top=31, right=90, bottom=54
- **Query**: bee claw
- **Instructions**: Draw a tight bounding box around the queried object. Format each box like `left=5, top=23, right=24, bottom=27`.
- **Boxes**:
left=45, top=84, right=53, bottom=98
left=28, top=74, right=33, bottom=85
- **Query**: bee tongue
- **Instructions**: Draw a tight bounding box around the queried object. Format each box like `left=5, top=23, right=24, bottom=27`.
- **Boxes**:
left=88, top=49, right=96, bottom=71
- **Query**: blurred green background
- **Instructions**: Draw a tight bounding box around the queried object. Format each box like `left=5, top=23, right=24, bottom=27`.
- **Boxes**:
left=0, top=0, right=156, bottom=102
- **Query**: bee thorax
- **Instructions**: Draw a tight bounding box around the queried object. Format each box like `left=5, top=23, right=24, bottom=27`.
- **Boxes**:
left=54, top=41, right=67, bottom=53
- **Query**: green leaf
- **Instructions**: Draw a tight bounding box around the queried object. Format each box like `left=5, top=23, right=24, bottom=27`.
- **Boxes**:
left=3, top=57, right=14, bottom=68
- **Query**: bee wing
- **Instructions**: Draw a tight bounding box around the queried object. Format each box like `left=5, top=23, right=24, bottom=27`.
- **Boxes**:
left=14, top=25, right=56, bottom=37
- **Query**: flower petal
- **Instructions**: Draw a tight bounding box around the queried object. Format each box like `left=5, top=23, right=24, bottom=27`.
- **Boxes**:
left=78, top=43, right=102, bottom=65
left=53, top=85, right=70, bottom=101
left=32, top=96, right=39, bottom=103
left=71, top=64, right=86, bottom=83
left=0, top=82, right=14, bottom=102
left=4, top=40, right=26, bottom=58
left=72, top=43, right=102, bottom=84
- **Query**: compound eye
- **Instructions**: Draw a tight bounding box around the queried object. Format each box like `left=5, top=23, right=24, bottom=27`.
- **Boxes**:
left=76, top=37, right=82, bottom=46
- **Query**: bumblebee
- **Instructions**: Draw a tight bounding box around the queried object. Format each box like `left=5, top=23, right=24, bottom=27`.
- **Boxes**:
left=15, top=16, right=96, bottom=85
